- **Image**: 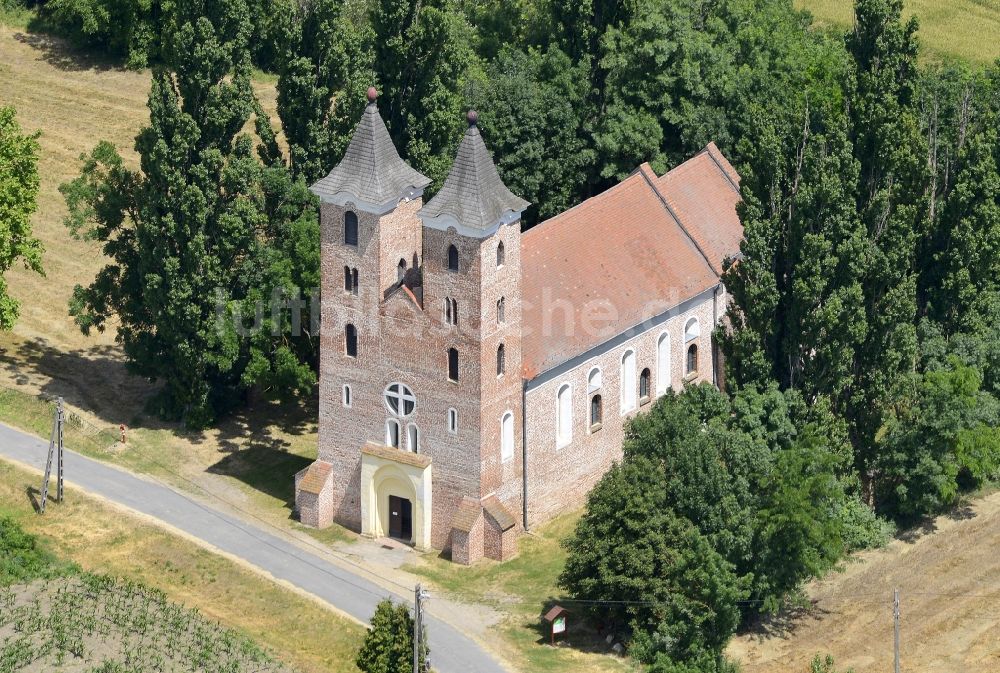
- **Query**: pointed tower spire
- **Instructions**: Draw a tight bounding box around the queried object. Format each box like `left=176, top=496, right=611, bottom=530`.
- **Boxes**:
left=419, top=110, right=529, bottom=235
left=310, top=88, right=431, bottom=212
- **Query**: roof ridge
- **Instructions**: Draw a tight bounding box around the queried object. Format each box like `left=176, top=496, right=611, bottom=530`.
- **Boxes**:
left=639, top=164, right=721, bottom=278
left=701, top=142, right=741, bottom=195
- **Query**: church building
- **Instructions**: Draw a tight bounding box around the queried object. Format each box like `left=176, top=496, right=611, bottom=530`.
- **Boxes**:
left=294, top=88, right=743, bottom=564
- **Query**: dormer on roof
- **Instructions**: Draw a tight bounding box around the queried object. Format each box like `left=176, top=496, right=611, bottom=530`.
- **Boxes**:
left=418, top=110, right=529, bottom=237
left=310, top=88, right=431, bottom=214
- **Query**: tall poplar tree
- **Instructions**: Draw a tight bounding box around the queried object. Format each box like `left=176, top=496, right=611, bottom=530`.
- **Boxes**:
left=266, top=0, right=374, bottom=183
left=371, top=0, right=479, bottom=187
left=63, top=0, right=316, bottom=427
left=844, top=0, right=925, bottom=500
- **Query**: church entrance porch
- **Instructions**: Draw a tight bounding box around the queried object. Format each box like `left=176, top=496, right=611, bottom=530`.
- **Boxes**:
left=360, top=442, right=432, bottom=551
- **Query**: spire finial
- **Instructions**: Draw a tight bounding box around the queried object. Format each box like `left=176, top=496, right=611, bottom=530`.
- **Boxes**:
left=367, top=87, right=378, bottom=104
left=467, top=109, right=479, bottom=127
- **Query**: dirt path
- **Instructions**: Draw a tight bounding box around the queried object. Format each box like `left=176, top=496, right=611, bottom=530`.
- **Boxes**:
left=729, top=491, right=1000, bottom=672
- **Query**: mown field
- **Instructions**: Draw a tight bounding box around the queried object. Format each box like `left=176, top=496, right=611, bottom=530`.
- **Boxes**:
left=796, top=0, right=1000, bottom=63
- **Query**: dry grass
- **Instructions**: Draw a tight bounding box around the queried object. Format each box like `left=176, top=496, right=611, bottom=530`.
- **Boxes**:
left=796, top=0, right=1000, bottom=64
left=728, top=492, right=1000, bottom=672
left=0, top=22, right=342, bottom=548
left=0, top=459, right=365, bottom=673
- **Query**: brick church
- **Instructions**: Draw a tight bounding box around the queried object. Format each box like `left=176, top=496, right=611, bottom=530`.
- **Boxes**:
left=294, top=88, right=743, bottom=564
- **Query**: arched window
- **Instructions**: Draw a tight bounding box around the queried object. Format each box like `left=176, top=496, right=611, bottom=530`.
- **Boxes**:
left=687, top=343, right=698, bottom=375
left=384, top=383, right=416, bottom=417
left=620, top=349, right=637, bottom=412
left=397, top=258, right=407, bottom=282
left=344, top=210, right=358, bottom=246
left=448, top=347, right=459, bottom=381
left=590, top=394, right=603, bottom=428
left=345, top=324, right=357, bottom=357
left=497, top=297, right=505, bottom=324
left=639, top=368, right=651, bottom=401
left=587, top=367, right=602, bottom=393
left=656, top=332, right=670, bottom=395
left=447, top=244, right=459, bottom=272
left=344, top=266, right=352, bottom=292
left=447, top=408, right=458, bottom=434
left=451, top=299, right=458, bottom=325
left=684, top=317, right=700, bottom=343
left=501, top=411, right=514, bottom=462
left=556, top=383, right=572, bottom=447
left=444, top=298, right=458, bottom=326
left=386, top=419, right=400, bottom=448
left=406, top=423, right=420, bottom=453
left=342, top=384, right=352, bottom=407
left=496, top=240, right=505, bottom=267
left=497, top=343, right=506, bottom=376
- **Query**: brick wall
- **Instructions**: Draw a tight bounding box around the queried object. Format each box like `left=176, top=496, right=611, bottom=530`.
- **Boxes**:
left=523, top=295, right=718, bottom=528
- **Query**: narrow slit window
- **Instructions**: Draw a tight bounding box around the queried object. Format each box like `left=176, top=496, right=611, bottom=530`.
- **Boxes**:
left=497, top=343, right=506, bottom=376
left=344, top=211, right=358, bottom=246
left=496, top=240, right=505, bottom=267
left=386, top=419, right=400, bottom=448
left=590, top=394, right=602, bottom=428
left=501, top=412, right=514, bottom=461
left=345, top=324, right=357, bottom=357
left=448, top=347, right=459, bottom=382
left=447, top=408, right=458, bottom=434
left=447, top=244, right=459, bottom=272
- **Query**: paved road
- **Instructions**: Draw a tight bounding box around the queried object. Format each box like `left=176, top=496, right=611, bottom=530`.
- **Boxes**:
left=0, top=422, right=509, bottom=673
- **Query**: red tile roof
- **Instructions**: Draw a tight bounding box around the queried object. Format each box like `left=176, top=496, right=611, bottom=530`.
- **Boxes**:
left=655, top=142, right=742, bottom=275
left=520, top=145, right=743, bottom=379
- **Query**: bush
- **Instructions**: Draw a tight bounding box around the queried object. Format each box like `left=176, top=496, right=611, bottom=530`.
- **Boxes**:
left=835, top=496, right=895, bottom=551
left=0, top=515, right=72, bottom=585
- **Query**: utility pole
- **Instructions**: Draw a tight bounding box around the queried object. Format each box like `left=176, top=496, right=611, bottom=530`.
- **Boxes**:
left=40, top=397, right=65, bottom=514
left=413, top=584, right=421, bottom=673
left=894, top=588, right=901, bottom=673
left=413, top=584, right=430, bottom=673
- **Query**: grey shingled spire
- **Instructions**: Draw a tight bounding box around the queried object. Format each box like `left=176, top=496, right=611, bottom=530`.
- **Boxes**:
left=310, top=88, right=430, bottom=209
left=419, top=110, right=529, bottom=233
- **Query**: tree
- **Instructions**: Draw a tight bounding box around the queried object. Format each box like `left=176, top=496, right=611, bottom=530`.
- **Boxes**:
left=371, top=0, right=479, bottom=188
left=561, top=385, right=858, bottom=667
left=877, top=358, right=998, bottom=518
left=559, top=460, right=746, bottom=665
left=844, top=0, right=925, bottom=502
left=62, top=0, right=316, bottom=427
left=356, top=599, right=427, bottom=673
left=266, top=0, right=374, bottom=183
left=722, top=99, right=867, bottom=406
left=476, top=47, right=593, bottom=225
left=0, top=106, right=43, bottom=331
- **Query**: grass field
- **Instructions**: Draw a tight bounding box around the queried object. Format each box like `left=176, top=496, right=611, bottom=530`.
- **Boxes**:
left=728, top=489, right=1000, bottom=672
left=796, top=0, right=1000, bottom=63
left=0, top=460, right=364, bottom=673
